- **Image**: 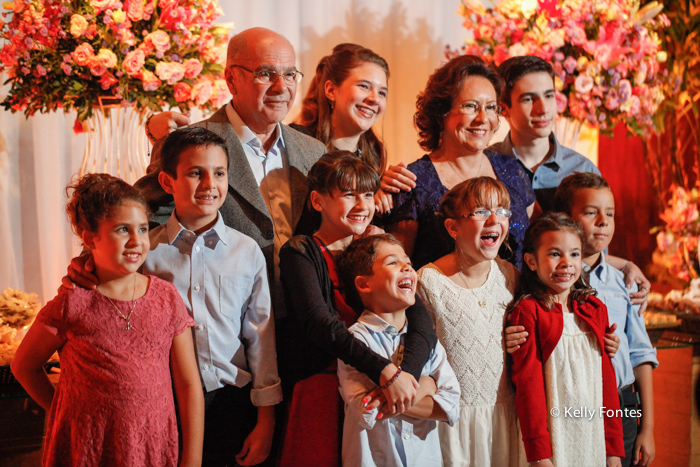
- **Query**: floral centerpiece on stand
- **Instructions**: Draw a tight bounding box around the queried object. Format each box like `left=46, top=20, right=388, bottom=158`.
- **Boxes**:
left=449, top=0, right=668, bottom=137
left=0, top=0, right=232, bottom=123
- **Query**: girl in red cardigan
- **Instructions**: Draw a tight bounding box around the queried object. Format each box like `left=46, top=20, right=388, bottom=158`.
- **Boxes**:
left=510, top=213, right=624, bottom=467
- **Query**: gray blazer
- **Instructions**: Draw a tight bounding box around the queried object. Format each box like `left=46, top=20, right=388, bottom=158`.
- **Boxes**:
left=135, top=105, right=326, bottom=273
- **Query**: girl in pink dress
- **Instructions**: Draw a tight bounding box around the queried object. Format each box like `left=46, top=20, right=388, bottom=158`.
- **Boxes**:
left=12, top=174, right=204, bottom=467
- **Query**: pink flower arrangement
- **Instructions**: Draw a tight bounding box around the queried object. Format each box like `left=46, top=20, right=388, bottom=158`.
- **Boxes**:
left=0, top=0, right=232, bottom=123
left=450, top=0, right=669, bottom=137
left=652, top=185, right=700, bottom=282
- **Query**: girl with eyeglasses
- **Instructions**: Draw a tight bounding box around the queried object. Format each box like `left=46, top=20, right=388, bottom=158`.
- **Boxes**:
left=417, top=177, right=525, bottom=466
left=385, top=55, right=536, bottom=270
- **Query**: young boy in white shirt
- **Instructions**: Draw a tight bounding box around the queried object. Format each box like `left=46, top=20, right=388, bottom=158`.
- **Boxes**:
left=336, top=234, right=460, bottom=467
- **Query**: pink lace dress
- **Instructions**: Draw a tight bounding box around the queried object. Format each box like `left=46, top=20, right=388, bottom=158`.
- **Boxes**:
left=36, top=276, right=195, bottom=467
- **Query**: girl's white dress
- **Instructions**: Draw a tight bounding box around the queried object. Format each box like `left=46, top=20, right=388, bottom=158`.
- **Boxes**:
left=417, top=258, right=525, bottom=467
left=545, top=311, right=606, bottom=466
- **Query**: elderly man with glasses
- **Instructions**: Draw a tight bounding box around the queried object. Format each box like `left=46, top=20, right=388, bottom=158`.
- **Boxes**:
left=137, top=28, right=325, bottom=314
left=131, top=27, right=325, bottom=467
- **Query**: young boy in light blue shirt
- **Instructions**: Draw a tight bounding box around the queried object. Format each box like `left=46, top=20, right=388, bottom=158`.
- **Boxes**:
left=336, top=234, right=460, bottom=467
left=143, top=126, right=282, bottom=466
left=554, top=172, right=658, bottom=467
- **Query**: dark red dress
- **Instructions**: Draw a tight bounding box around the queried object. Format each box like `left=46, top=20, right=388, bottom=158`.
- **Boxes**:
left=279, top=238, right=357, bottom=467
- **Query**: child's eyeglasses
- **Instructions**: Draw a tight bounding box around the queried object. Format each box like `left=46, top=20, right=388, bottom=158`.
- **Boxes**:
left=457, top=208, right=512, bottom=221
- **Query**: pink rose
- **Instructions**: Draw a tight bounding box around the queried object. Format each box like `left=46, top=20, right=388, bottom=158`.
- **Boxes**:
left=122, top=49, right=145, bottom=75
left=155, top=61, right=185, bottom=84
left=90, top=0, right=115, bottom=13
left=96, top=48, right=118, bottom=68
left=173, top=82, right=192, bottom=102
left=114, top=27, right=136, bottom=46
left=555, top=90, right=568, bottom=114
left=0, top=44, right=17, bottom=68
left=183, top=58, right=203, bottom=79
left=563, top=56, right=577, bottom=75
left=146, top=30, right=170, bottom=53
left=99, top=72, right=118, bottom=90
left=628, top=96, right=641, bottom=116
left=124, top=0, right=144, bottom=21
left=71, top=43, right=95, bottom=67
left=141, top=70, right=161, bottom=91
left=61, top=62, right=72, bottom=75
left=90, top=63, right=107, bottom=76
left=574, top=74, right=594, bottom=94
left=209, top=79, right=230, bottom=108
left=508, top=43, right=528, bottom=57
left=85, top=24, right=98, bottom=40
left=191, top=80, right=213, bottom=106
left=69, top=14, right=88, bottom=38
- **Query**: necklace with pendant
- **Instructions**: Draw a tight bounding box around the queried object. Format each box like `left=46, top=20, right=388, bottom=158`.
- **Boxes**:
left=457, top=269, right=487, bottom=308
left=447, top=152, right=484, bottom=182
left=100, top=275, right=138, bottom=330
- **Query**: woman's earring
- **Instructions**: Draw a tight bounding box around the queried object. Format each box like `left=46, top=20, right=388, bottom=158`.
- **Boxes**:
left=329, top=100, right=334, bottom=111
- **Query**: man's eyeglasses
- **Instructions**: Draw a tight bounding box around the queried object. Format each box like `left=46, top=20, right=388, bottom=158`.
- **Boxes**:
left=456, top=208, right=512, bottom=221
left=452, top=101, right=502, bottom=117
left=230, top=65, right=303, bottom=85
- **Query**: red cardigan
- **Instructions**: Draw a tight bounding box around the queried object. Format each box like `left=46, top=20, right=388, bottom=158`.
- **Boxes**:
left=510, top=295, right=624, bottom=462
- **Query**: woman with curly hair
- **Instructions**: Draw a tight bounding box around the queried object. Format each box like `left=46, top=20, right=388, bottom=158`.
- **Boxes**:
left=386, top=55, right=536, bottom=270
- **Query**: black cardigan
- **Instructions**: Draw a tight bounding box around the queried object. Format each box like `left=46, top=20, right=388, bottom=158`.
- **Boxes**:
left=278, top=235, right=437, bottom=387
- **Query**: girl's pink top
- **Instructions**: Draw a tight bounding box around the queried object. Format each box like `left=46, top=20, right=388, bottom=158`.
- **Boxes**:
left=36, top=276, right=195, bottom=467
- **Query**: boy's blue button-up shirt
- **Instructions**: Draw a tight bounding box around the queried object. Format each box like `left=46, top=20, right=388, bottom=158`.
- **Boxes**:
left=584, top=254, right=658, bottom=388
left=143, top=212, right=282, bottom=406
left=490, top=132, right=601, bottom=212
left=338, top=311, right=460, bottom=467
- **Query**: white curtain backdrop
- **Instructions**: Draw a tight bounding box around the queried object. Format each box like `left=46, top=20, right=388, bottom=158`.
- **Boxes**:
left=1, top=0, right=597, bottom=303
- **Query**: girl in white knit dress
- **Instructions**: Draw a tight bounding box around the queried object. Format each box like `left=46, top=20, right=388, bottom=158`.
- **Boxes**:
left=417, top=177, right=524, bottom=467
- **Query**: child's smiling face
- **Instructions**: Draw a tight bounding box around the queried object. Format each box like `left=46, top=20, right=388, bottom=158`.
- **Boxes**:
left=312, top=186, right=375, bottom=239
left=159, top=144, right=228, bottom=233
left=84, top=201, right=150, bottom=280
left=447, top=201, right=509, bottom=264
left=360, top=242, right=417, bottom=312
left=524, top=229, right=583, bottom=302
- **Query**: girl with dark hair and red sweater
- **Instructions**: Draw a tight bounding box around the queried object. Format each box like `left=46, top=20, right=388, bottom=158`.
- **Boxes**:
left=510, top=212, right=624, bottom=467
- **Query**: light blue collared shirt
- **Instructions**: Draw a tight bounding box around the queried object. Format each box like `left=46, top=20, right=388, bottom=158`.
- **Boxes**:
left=585, top=254, right=658, bottom=388
left=338, top=312, right=460, bottom=467
left=490, top=132, right=601, bottom=212
left=143, top=212, right=282, bottom=406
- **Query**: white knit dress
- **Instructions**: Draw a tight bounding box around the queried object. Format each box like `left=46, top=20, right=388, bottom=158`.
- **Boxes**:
left=544, top=311, right=606, bottom=466
left=417, top=258, right=525, bottom=467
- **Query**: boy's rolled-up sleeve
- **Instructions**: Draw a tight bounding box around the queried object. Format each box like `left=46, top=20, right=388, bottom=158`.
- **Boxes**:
left=243, top=248, right=283, bottom=407
left=425, top=341, right=461, bottom=427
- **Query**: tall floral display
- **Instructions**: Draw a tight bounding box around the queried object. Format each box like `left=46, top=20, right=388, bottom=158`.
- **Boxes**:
left=0, top=0, right=231, bottom=181
left=451, top=0, right=668, bottom=137
left=647, top=0, right=700, bottom=286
